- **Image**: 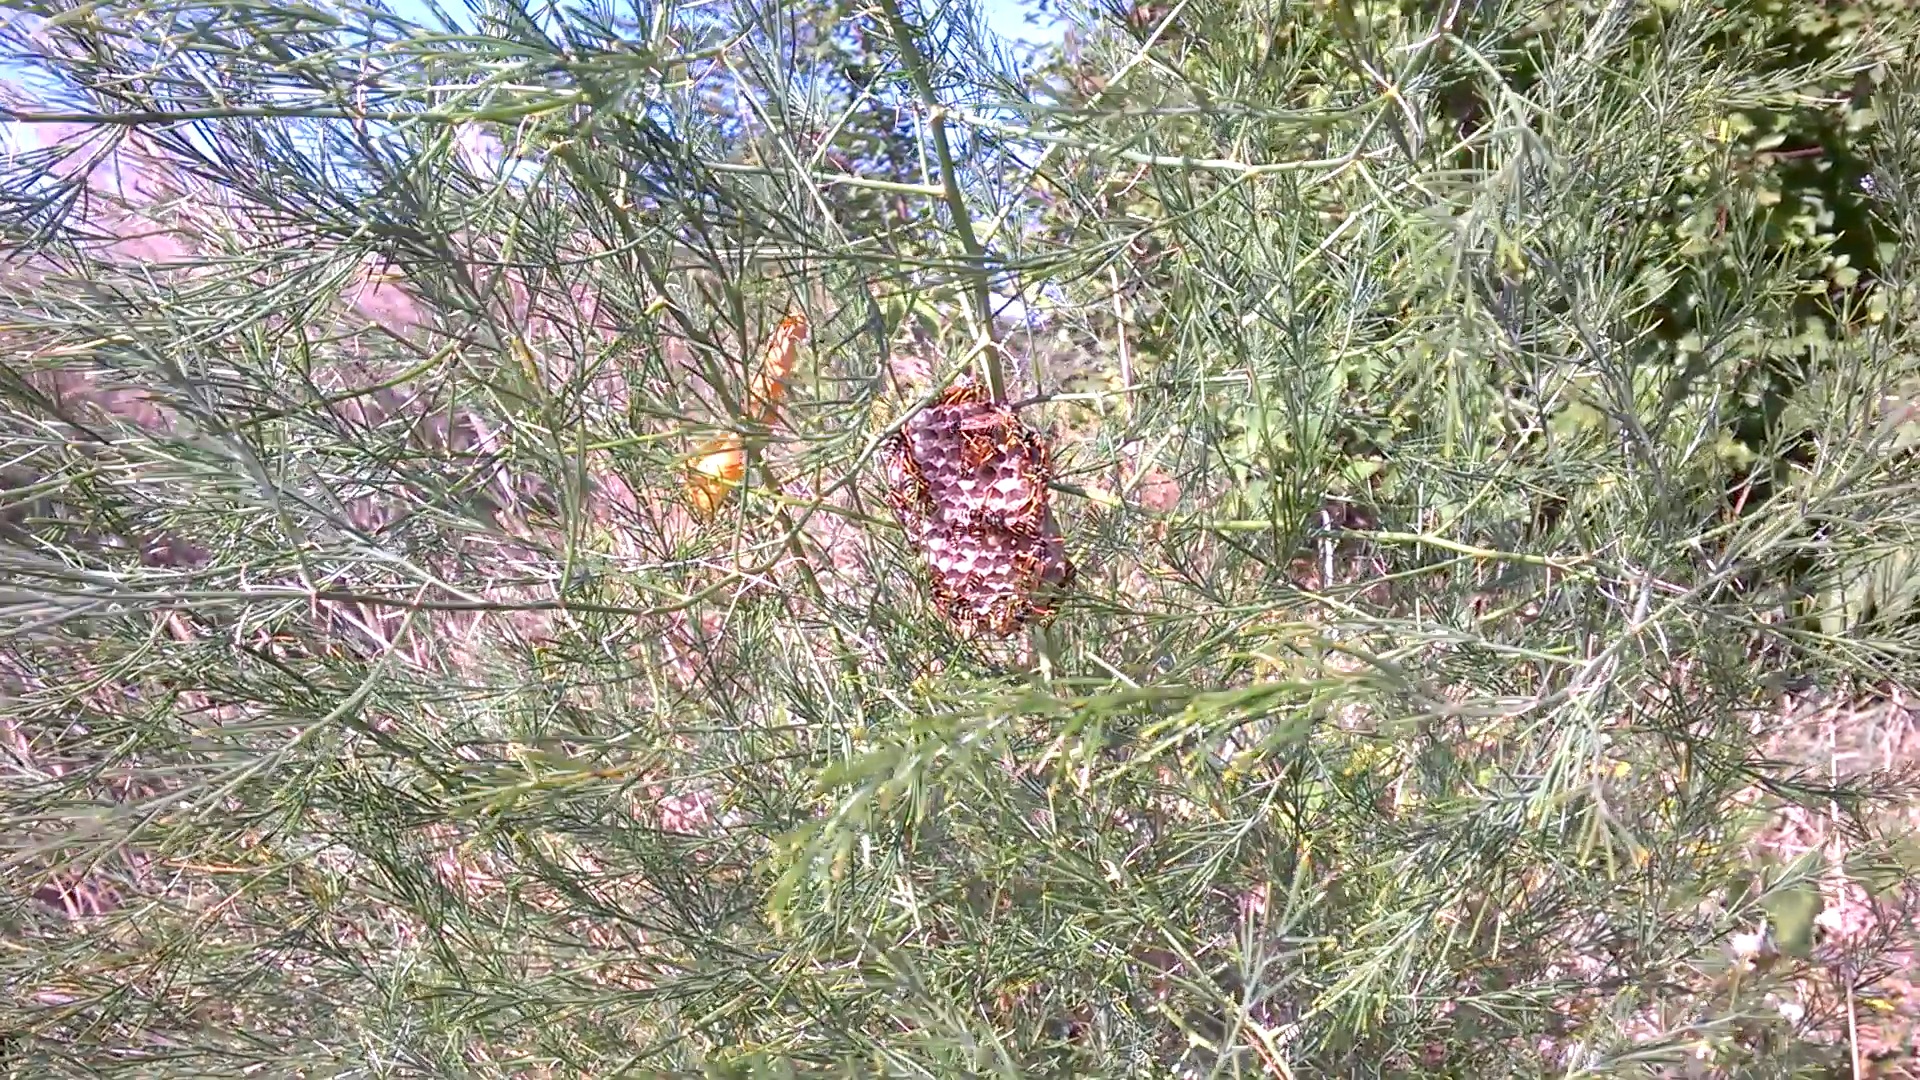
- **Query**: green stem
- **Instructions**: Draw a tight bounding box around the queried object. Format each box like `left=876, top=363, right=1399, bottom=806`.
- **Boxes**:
left=876, top=0, right=1006, bottom=402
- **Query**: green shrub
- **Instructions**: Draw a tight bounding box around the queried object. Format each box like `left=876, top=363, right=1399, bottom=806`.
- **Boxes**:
left=2, top=0, right=1917, bottom=1075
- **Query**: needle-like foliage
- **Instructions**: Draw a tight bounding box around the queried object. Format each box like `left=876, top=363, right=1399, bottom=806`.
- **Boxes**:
left=3, top=0, right=1919, bottom=1075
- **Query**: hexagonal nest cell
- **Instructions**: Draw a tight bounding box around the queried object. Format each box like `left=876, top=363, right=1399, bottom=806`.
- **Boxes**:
left=880, top=377, right=1075, bottom=638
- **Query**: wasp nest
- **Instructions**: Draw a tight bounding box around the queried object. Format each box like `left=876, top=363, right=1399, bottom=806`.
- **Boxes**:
left=881, top=378, right=1074, bottom=638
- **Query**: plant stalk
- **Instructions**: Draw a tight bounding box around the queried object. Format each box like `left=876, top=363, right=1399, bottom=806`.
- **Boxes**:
left=875, top=0, right=1006, bottom=401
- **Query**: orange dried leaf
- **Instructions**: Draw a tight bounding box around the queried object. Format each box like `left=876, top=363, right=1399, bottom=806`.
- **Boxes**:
left=686, top=434, right=745, bottom=519
left=683, top=313, right=809, bottom=518
left=746, top=312, right=808, bottom=423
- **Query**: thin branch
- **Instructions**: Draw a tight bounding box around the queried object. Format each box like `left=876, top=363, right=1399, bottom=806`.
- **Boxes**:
left=875, top=0, right=1006, bottom=401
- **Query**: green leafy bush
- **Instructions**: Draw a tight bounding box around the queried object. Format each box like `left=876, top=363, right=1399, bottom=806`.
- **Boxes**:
left=1, top=0, right=1917, bottom=1075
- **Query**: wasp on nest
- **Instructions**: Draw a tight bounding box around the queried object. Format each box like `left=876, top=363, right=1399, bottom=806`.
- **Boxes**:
left=880, top=376, right=1074, bottom=638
